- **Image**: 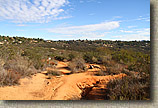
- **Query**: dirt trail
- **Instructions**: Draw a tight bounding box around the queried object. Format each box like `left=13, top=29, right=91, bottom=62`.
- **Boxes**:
left=50, top=72, right=125, bottom=100
left=0, top=61, right=126, bottom=100
left=0, top=72, right=48, bottom=100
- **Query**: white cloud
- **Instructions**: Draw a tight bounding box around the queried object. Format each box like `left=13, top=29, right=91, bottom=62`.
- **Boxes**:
left=121, top=16, right=150, bottom=22
left=113, top=34, right=150, bottom=41
left=112, top=35, right=150, bottom=41
left=106, top=16, right=123, bottom=22
left=120, top=30, right=133, bottom=33
left=127, top=26, right=137, bottom=28
left=47, top=21, right=120, bottom=39
left=113, top=28, right=150, bottom=41
left=54, top=32, right=107, bottom=40
left=136, top=17, right=150, bottom=21
left=16, top=24, right=28, bottom=26
left=53, top=16, right=72, bottom=20
left=0, top=0, right=70, bottom=23
left=136, top=28, right=150, bottom=36
left=47, top=21, right=120, bottom=34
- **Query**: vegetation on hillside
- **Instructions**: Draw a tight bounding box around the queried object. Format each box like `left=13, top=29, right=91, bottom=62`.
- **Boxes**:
left=0, top=35, right=150, bottom=100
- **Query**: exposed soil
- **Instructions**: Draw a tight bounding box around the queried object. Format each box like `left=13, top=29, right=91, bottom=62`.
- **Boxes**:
left=0, top=61, right=126, bottom=100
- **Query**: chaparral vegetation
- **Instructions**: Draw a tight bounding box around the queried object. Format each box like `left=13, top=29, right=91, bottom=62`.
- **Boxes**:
left=0, top=35, right=150, bottom=100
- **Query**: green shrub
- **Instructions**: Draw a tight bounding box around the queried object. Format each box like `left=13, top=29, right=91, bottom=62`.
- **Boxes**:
left=83, top=53, right=93, bottom=63
left=128, top=54, right=150, bottom=75
left=0, top=45, right=22, bottom=60
left=54, top=55, right=65, bottom=61
left=21, top=48, right=48, bottom=70
left=68, top=53, right=75, bottom=61
left=83, top=52, right=101, bottom=64
left=106, top=75, right=150, bottom=100
left=112, top=50, right=134, bottom=64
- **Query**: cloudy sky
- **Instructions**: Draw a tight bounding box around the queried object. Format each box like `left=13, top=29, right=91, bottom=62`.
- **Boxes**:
left=0, top=0, right=150, bottom=41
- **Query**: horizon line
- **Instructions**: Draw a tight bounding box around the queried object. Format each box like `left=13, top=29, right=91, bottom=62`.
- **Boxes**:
left=0, top=35, right=150, bottom=42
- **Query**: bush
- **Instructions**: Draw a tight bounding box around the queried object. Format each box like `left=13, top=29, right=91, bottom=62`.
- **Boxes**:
left=102, top=60, right=116, bottom=67
left=32, top=55, right=45, bottom=70
left=0, top=70, right=21, bottom=86
left=83, top=53, right=93, bottom=63
left=96, top=63, right=124, bottom=76
left=0, top=65, right=7, bottom=86
left=68, top=53, right=75, bottom=61
left=0, top=45, right=22, bottom=60
left=83, top=52, right=102, bottom=64
left=47, top=69, right=61, bottom=76
left=68, top=58, right=87, bottom=73
left=0, top=56, right=37, bottom=86
left=54, top=56, right=65, bottom=61
left=0, top=64, right=21, bottom=86
left=98, top=55, right=112, bottom=65
left=121, top=68, right=139, bottom=77
left=95, top=70, right=107, bottom=76
left=22, top=49, right=47, bottom=70
left=3, top=56, right=36, bottom=77
left=106, top=75, right=150, bottom=100
left=112, top=49, right=135, bottom=64
left=128, top=57, right=150, bottom=75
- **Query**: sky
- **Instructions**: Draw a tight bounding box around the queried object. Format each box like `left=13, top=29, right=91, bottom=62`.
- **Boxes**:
left=0, top=0, right=150, bottom=41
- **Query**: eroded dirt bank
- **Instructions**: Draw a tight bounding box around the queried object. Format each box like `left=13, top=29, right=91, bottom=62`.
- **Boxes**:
left=0, top=61, right=125, bottom=100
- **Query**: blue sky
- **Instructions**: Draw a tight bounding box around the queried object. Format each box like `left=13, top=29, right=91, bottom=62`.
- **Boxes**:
left=0, top=0, right=150, bottom=41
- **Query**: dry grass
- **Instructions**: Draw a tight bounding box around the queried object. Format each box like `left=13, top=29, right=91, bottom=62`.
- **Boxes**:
left=0, top=56, right=37, bottom=86
left=3, top=56, right=37, bottom=76
left=106, top=74, right=150, bottom=100
left=68, top=57, right=87, bottom=73
left=0, top=64, right=21, bottom=86
left=95, top=63, right=124, bottom=76
left=47, top=69, right=62, bottom=76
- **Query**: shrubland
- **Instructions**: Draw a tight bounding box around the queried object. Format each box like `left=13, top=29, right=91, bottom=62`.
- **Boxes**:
left=106, top=73, right=150, bottom=100
left=0, top=35, right=150, bottom=100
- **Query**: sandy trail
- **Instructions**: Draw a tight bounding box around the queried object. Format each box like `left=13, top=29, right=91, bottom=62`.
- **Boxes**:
left=50, top=72, right=125, bottom=100
left=0, top=72, right=48, bottom=100
left=0, top=61, right=125, bottom=100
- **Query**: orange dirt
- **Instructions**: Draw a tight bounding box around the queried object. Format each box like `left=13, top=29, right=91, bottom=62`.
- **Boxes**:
left=0, top=61, right=126, bottom=100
